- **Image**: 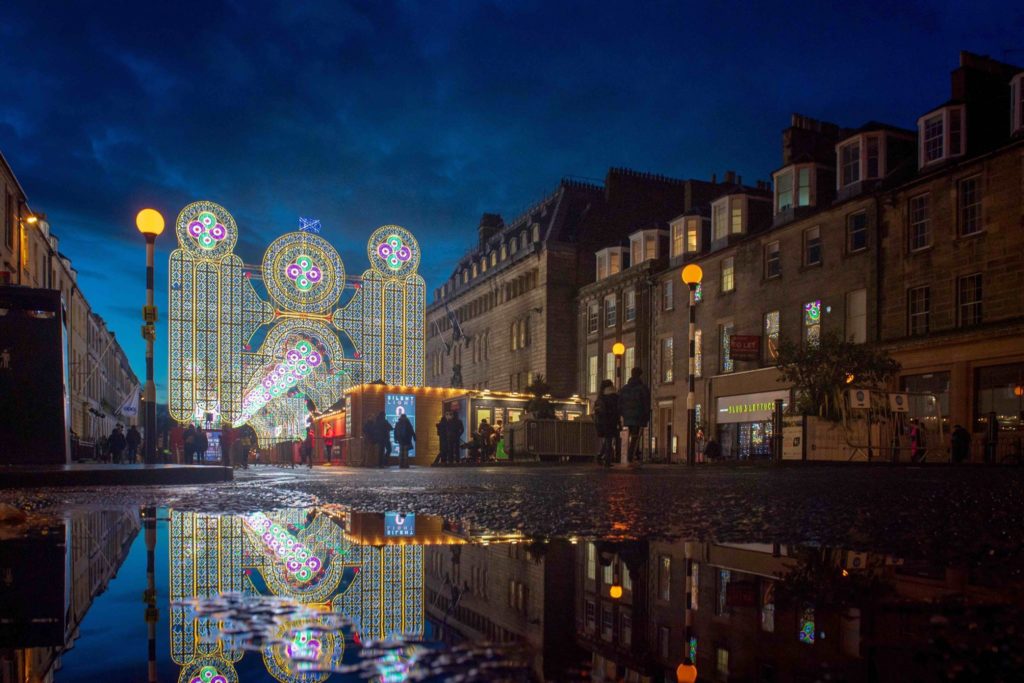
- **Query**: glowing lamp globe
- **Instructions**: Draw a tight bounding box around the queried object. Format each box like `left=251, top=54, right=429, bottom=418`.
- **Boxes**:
left=136, top=208, right=165, bottom=236
left=676, top=662, right=698, bottom=683
left=609, top=584, right=623, bottom=599
left=681, top=264, right=703, bottom=285
left=612, top=342, right=625, bottom=356
left=1015, top=385, right=1024, bottom=398
left=845, top=373, right=856, bottom=384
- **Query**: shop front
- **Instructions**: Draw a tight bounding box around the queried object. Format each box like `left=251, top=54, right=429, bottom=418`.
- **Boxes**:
left=715, top=390, right=790, bottom=460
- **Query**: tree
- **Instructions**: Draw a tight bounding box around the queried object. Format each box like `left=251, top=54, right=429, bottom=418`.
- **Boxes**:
left=775, top=330, right=900, bottom=422
left=524, top=375, right=556, bottom=418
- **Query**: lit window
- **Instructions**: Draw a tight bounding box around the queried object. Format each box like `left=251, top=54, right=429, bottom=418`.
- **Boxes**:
left=588, top=355, right=598, bottom=393
left=958, top=176, right=982, bottom=236
left=720, top=322, right=734, bottom=373
left=764, top=310, right=779, bottom=363
left=587, top=303, right=599, bottom=334
left=490, top=251, right=497, bottom=266
left=597, top=253, right=607, bottom=280
left=765, top=241, right=780, bottom=279
left=712, top=201, right=727, bottom=240
left=847, top=211, right=867, bottom=252
left=587, top=542, right=597, bottom=580
left=804, top=300, right=822, bottom=346
left=845, top=288, right=866, bottom=343
left=509, top=238, right=518, bottom=255
left=605, top=294, right=617, bottom=328
left=804, top=226, right=822, bottom=266
left=797, top=167, right=812, bottom=206
left=609, top=250, right=621, bottom=275
left=908, top=286, right=930, bottom=336
left=644, top=235, right=657, bottom=260
left=605, top=351, right=615, bottom=383
left=715, top=569, right=731, bottom=616
left=661, top=337, right=674, bottom=383
left=689, top=561, right=700, bottom=610
left=730, top=204, right=743, bottom=234
left=958, top=274, right=982, bottom=327
left=500, top=243, right=507, bottom=260
left=721, top=257, right=735, bottom=293
left=717, top=648, right=730, bottom=677
left=799, top=606, right=816, bottom=645
left=625, top=346, right=635, bottom=374
left=672, top=222, right=685, bottom=257
left=776, top=169, right=793, bottom=211
left=908, top=194, right=931, bottom=251
left=840, top=141, right=860, bottom=186
left=686, top=219, right=699, bottom=252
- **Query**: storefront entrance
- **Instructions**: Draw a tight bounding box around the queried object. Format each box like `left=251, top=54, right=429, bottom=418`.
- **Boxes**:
left=718, top=421, right=775, bottom=460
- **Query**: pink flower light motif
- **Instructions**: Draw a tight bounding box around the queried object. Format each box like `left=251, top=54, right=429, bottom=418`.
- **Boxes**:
left=376, top=234, right=413, bottom=271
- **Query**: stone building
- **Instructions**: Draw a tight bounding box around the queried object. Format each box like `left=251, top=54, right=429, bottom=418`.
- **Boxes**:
left=878, top=52, right=1024, bottom=459
left=1, top=148, right=140, bottom=454
left=425, top=168, right=727, bottom=398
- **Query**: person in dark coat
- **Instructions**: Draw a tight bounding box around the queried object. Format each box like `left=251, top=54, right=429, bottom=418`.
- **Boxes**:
left=108, top=425, right=127, bottom=464
left=434, top=412, right=451, bottom=466
left=394, top=413, right=415, bottom=469
left=195, top=429, right=209, bottom=463
left=373, top=412, right=393, bottom=467
left=301, top=429, right=314, bottom=468
left=951, top=424, right=971, bottom=464
left=704, top=438, right=722, bottom=461
left=126, top=426, right=141, bottom=463
left=445, top=411, right=465, bottom=465
left=183, top=425, right=196, bottom=464
left=618, top=368, right=651, bottom=465
left=593, top=379, right=621, bottom=467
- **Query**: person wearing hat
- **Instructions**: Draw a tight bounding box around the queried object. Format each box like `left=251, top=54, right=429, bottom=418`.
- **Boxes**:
left=593, top=379, right=621, bottom=467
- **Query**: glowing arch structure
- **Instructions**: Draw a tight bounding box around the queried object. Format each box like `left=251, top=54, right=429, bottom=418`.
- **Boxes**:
left=168, top=201, right=425, bottom=441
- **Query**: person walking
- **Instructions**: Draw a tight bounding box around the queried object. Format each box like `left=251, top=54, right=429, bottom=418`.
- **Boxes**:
left=477, top=419, right=494, bottom=460
left=126, top=425, right=141, bottom=464
left=374, top=412, right=393, bottom=468
left=619, top=367, right=651, bottom=466
left=594, top=379, right=621, bottom=467
left=323, top=423, right=334, bottom=465
left=394, top=412, right=415, bottom=469
left=951, top=424, right=971, bottom=464
left=704, top=437, right=722, bottom=462
left=230, top=433, right=250, bottom=469
left=301, top=429, right=314, bottom=469
left=108, top=425, right=127, bottom=464
left=195, top=428, right=209, bottom=464
left=183, top=425, right=196, bottom=464
left=434, top=411, right=450, bottom=466
left=445, top=411, right=465, bottom=465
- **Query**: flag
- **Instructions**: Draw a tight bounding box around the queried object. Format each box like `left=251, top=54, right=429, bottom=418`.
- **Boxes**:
left=118, top=389, right=140, bottom=419
left=443, top=299, right=465, bottom=350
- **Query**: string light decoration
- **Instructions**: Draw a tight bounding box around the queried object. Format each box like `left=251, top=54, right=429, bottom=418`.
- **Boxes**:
left=169, top=203, right=425, bottom=436
left=179, top=659, right=238, bottom=683
left=262, top=616, right=344, bottom=683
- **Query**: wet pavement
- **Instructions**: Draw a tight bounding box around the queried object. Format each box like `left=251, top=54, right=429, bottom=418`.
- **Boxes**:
left=2, top=464, right=1023, bottom=681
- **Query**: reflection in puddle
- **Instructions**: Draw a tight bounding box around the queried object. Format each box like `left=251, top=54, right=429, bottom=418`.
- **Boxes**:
left=1, top=506, right=1022, bottom=681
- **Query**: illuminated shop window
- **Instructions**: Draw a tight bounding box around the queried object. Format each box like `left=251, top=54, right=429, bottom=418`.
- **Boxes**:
left=799, top=606, right=816, bottom=644
left=804, top=300, right=821, bottom=346
left=764, top=311, right=779, bottom=363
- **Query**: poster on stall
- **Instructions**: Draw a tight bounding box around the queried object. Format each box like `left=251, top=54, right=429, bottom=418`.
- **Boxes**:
left=385, top=393, right=416, bottom=458
left=384, top=512, right=416, bottom=537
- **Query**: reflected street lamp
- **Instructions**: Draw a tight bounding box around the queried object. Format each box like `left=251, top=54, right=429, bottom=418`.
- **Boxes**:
left=681, top=264, right=703, bottom=466
left=136, top=209, right=164, bottom=465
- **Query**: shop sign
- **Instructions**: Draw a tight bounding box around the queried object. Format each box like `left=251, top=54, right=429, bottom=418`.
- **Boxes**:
left=716, top=390, right=790, bottom=424
left=729, top=335, right=761, bottom=361
left=782, top=414, right=804, bottom=460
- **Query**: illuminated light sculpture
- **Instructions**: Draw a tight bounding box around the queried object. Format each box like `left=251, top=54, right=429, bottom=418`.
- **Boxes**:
left=243, top=512, right=327, bottom=586
left=178, top=659, right=238, bottom=683
left=262, top=616, right=344, bottom=683
left=169, top=201, right=425, bottom=441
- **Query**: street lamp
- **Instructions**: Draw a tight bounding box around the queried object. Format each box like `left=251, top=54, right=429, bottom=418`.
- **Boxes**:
left=609, top=583, right=623, bottom=599
left=681, top=264, right=703, bottom=466
left=136, top=208, right=164, bottom=465
left=612, top=342, right=625, bottom=388
left=675, top=660, right=698, bottom=683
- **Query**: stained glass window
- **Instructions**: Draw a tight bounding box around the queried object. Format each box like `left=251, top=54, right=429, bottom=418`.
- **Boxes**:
left=804, top=300, right=821, bottom=347
left=764, top=311, right=780, bottom=363
left=720, top=322, right=734, bottom=373
left=799, top=606, right=816, bottom=644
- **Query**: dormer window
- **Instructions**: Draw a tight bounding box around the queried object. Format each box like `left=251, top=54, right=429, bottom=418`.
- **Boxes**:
left=1011, top=73, right=1024, bottom=135
left=836, top=134, right=883, bottom=188
left=773, top=165, right=815, bottom=213
left=629, top=229, right=664, bottom=265
left=711, top=196, right=750, bottom=241
left=917, top=105, right=965, bottom=168
left=595, top=247, right=626, bottom=280
left=669, top=216, right=702, bottom=257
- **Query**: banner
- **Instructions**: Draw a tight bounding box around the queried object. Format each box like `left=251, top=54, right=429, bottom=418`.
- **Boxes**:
left=118, top=389, right=140, bottom=419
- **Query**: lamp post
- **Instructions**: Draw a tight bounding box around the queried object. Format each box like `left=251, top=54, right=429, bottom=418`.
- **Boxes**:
left=136, top=209, right=164, bottom=465
left=612, top=342, right=625, bottom=388
left=681, top=265, right=703, bottom=466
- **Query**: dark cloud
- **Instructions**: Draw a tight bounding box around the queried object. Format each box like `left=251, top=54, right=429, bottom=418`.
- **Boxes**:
left=1, top=0, right=1021, bottom=395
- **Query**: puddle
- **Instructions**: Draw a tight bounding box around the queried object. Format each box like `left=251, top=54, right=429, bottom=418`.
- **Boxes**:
left=1, top=505, right=1023, bottom=681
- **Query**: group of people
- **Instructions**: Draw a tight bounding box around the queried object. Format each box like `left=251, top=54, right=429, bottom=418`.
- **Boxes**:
left=364, top=410, right=416, bottom=468
left=103, top=424, right=142, bottom=463
left=434, top=410, right=465, bottom=465
left=182, top=424, right=210, bottom=464
left=593, top=367, right=651, bottom=467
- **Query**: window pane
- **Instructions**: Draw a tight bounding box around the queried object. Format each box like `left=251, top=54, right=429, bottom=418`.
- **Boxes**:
left=731, top=204, right=743, bottom=234
left=805, top=227, right=822, bottom=265
left=866, top=136, right=880, bottom=178
left=764, top=310, right=780, bottom=362
left=845, top=288, right=867, bottom=343
left=847, top=212, right=867, bottom=252
left=959, top=176, right=981, bottom=235
left=797, top=168, right=812, bottom=206
left=776, top=171, right=793, bottom=211
left=909, top=194, right=931, bottom=250
left=721, top=257, right=735, bottom=292
left=672, top=224, right=684, bottom=256
left=974, top=362, right=1024, bottom=431
left=713, top=203, right=727, bottom=240
left=958, top=274, right=982, bottom=326
left=908, top=286, right=930, bottom=335
left=661, top=337, right=674, bottom=383
left=765, top=241, right=781, bottom=278
left=686, top=223, right=698, bottom=252
left=841, top=142, right=860, bottom=185
left=923, top=115, right=943, bottom=162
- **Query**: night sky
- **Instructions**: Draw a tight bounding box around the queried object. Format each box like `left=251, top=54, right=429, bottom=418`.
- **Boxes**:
left=1, top=1, right=1021, bottom=396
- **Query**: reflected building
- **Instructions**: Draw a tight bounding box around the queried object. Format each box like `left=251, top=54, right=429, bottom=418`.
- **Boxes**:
left=0, top=510, right=140, bottom=683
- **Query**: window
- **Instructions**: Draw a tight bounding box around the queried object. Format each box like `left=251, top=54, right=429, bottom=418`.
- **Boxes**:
left=974, top=362, right=1024, bottom=431
left=658, top=555, right=671, bottom=601
left=659, top=626, right=671, bottom=659
left=712, top=202, right=727, bottom=240
left=847, top=211, right=867, bottom=252
left=462, top=269, right=468, bottom=283
left=597, top=253, right=608, bottom=280
left=661, top=337, right=674, bottom=383
left=609, top=250, right=621, bottom=275
left=719, top=322, right=734, bottom=373
left=804, top=300, right=821, bottom=346
left=799, top=607, right=816, bottom=645
left=472, top=263, right=478, bottom=278
left=797, top=167, right=812, bottom=206
left=721, top=257, right=735, bottom=293
left=689, top=561, right=700, bottom=610
left=585, top=599, right=596, bottom=633
left=587, top=542, right=597, bottom=580
left=694, top=330, right=702, bottom=377
left=715, top=569, right=731, bottom=616
left=625, top=346, right=635, bottom=375
left=840, top=141, right=860, bottom=186
left=605, top=294, right=617, bottom=328
left=620, top=612, right=632, bottom=647
left=716, top=647, right=730, bottom=679
left=490, top=251, right=497, bottom=266
left=605, top=351, right=616, bottom=383
left=588, top=303, right=599, bottom=334
left=480, top=257, right=487, bottom=273
left=764, top=310, right=779, bottom=363
left=760, top=580, right=775, bottom=632
left=764, top=241, right=780, bottom=279
left=662, top=279, right=674, bottom=311
left=645, top=235, right=657, bottom=260
left=588, top=355, right=598, bottom=394
left=776, top=169, right=793, bottom=211
left=4, top=190, right=13, bottom=249
left=803, top=226, right=821, bottom=266
left=958, top=274, right=982, bottom=327
left=624, top=289, right=636, bottom=322
left=686, top=219, right=699, bottom=253
left=509, top=238, right=517, bottom=255
left=630, top=238, right=642, bottom=266
left=908, top=194, right=931, bottom=251
left=500, top=243, right=507, bottom=260
left=846, top=288, right=867, bottom=343
left=601, top=605, right=613, bottom=641
left=672, top=222, right=685, bottom=257
left=958, top=176, right=982, bottom=236
left=908, top=286, right=930, bottom=336
left=1013, top=74, right=1024, bottom=134
left=919, top=106, right=966, bottom=167
left=532, top=224, right=540, bottom=242
left=730, top=204, right=743, bottom=234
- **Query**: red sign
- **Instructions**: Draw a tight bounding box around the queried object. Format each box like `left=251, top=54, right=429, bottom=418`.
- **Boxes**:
left=730, top=335, right=761, bottom=361
left=725, top=580, right=758, bottom=607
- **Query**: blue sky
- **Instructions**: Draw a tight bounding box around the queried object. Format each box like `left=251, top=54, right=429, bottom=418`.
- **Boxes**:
left=1, top=0, right=1021, bottom=396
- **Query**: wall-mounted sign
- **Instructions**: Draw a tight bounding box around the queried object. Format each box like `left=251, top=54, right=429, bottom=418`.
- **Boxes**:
left=889, top=393, right=909, bottom=413
left=729, top=335, right=761, bottom=361
left=716, top=390, right=790, bottom=424
left=848, top=389, right=871, bottom=409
